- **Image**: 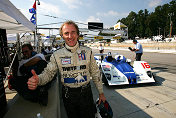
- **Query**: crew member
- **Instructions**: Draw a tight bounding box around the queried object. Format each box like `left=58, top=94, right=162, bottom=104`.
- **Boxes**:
left=131, top=39, right=143, bottom=61
left=9, top=44, right=49, bottom=105
left=99, top=43, right=104, bottom=62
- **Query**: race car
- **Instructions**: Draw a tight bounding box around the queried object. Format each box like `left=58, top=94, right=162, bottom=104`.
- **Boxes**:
left=94, top=52, right=155, bottom=86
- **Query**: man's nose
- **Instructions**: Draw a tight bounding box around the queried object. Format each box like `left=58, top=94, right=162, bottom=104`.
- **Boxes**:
left=68, top=33, right=72, bottom=38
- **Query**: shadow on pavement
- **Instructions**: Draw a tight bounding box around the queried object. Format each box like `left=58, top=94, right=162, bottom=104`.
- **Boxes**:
left=91, top=72, right=166, bottom=118
left=91, top=81, right=154, bottom=118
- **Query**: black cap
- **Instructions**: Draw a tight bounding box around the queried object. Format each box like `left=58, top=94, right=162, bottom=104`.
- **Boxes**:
left=133, top=39, right=137, bottom=42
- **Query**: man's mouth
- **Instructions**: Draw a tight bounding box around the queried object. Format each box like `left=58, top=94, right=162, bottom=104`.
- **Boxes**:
left=68, top=39, right=74, bottom=42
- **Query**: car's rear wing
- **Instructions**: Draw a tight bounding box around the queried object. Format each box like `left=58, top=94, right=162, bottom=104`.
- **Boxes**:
left=94, top=52, right=119, bottom=57
left=94, top=53, right=108, bottom=56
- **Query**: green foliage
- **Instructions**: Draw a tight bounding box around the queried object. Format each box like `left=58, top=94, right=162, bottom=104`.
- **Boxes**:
left=117, top=0, right=176, bottom=39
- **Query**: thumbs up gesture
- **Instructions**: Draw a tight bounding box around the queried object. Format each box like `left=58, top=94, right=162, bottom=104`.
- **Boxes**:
left=27, top=69, right=39, bottom=90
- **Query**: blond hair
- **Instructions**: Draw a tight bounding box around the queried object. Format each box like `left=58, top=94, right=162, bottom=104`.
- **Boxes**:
left=59, top=20, right=80, bottom=37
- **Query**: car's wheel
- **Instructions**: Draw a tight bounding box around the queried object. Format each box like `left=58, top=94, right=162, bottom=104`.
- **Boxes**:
left=102, top=73, right=108, bottom=86
left=152, top=73, right=156, bottom=81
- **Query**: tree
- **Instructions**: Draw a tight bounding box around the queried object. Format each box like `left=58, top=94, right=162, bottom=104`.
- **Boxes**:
left=118, top=11, right=137, bottom=39
left=116, top=0, right=176, bottom=38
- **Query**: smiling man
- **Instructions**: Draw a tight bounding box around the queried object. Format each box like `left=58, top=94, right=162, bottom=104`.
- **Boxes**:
left=27, top=20, right=106, bottom=118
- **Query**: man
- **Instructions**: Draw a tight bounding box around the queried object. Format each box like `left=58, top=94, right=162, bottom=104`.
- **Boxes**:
left=99, top=43, right=104, bottom=62
left=10, top=44, right=49, bottom=105
left=18, top=44, right=46, bottom=77
left=27, top=21, right=106, bottom=118
left=131, top=39, right=143, bottom=61
left=99, top=43, right=104, bottom=54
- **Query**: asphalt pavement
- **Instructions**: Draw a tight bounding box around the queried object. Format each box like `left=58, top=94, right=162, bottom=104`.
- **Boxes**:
left=91, top=47, right=176, bottom=118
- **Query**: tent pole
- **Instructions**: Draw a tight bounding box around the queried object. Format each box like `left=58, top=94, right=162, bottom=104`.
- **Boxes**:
left=16, top=33, right=21, bottom=60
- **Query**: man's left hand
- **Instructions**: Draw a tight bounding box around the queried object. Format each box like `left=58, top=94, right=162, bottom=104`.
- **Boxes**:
left=98, top=93, right=106, bottom=104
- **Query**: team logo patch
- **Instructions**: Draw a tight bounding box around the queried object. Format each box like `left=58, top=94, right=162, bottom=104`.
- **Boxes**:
left=61, top=58, right=71, bottom=65
left=78, top=50, right=86, bottom=60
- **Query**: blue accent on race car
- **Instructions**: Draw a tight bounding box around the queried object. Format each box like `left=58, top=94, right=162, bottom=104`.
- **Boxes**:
left=94, top=57, right=98, bottom=60
left=64, top=76, right=87, bottom=83
left=104, top=56, right=137, bottom=84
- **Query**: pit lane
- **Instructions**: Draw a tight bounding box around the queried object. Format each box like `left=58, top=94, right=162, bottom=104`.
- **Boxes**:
left=91, top=48, right=176, bottom=118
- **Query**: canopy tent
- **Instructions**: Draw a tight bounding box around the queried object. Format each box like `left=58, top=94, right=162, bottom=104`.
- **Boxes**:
left=114, top=22, right=127, bottom=30
left=0, top=0, right=35, bottom=34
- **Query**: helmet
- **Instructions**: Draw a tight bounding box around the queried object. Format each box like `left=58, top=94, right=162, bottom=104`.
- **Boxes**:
left=107, top=52, right=112, bottom=56
left=96, top=99, right=113, bottom=118
left=106, top=52, right=114, bottom=62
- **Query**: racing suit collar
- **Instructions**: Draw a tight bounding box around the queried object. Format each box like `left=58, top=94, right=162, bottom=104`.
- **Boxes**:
left=65, top=41, right=79, bottom=53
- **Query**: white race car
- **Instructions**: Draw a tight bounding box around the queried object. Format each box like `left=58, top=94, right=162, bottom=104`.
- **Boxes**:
left=94, top=52, right=155, bottom=86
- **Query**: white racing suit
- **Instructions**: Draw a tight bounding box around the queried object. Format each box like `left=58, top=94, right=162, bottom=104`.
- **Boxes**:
left=38, top=42, right=103, bottom=94
left=38, top=42, right=103, bottom=118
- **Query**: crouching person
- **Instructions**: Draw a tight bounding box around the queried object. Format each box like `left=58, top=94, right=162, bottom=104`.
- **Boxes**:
left=9, top=44, right=50, bottom=106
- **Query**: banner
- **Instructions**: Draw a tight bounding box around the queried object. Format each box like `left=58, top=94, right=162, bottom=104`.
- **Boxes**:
left=29, top=1, right=36, bottom=25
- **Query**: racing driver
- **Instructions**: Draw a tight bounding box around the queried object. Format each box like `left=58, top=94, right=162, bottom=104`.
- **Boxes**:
left=27, top=20, right=106, bottom=118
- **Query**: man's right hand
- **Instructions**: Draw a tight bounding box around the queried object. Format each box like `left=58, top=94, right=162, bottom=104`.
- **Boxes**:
left=27, top=69, right=39, bottom=90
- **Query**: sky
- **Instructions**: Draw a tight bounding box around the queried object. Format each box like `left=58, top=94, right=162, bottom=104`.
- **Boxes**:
left=9, top=0, right=172, bottom=35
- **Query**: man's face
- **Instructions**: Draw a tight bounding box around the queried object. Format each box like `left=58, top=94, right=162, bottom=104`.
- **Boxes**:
left=22, top=46, right=32, bottom=59
left=62, top=24, right=79, bottom=47
left=133, top=41, right=137, bottom=44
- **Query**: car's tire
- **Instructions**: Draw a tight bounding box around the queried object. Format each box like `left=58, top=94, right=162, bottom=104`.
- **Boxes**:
left=99, top=66, right=109, bottom=86
left=102, top=73, right=108, bottom=86
left=152, top=73, right=156, bottom=81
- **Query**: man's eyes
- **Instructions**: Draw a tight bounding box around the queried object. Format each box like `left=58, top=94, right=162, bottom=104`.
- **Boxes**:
left=64, top=31, right=76, bottom=35
left=72, top=31, right=76, bottom=34
left=64, top=32, right=69, bottom=35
